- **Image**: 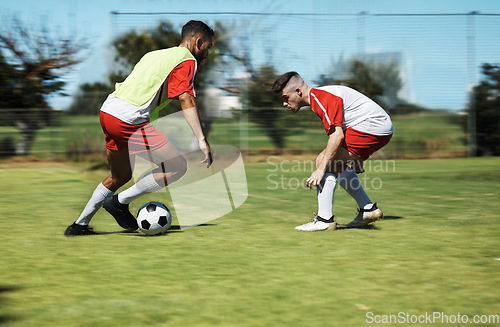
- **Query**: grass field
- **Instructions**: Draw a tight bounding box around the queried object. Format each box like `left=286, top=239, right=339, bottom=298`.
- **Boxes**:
left=0, top=156, right=499, bottom=326
left=0, top=111, right=467, bottom=159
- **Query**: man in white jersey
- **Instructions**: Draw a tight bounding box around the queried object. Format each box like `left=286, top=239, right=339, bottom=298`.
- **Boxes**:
left=65, top=21, right=214, bottom=236
left=272, top=72, right=393, bottom=231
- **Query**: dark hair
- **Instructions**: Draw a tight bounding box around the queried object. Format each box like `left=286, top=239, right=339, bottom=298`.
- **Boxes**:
left=181, top=20, right=214, bottom=40
left=272, top=71, right=299, bottom=94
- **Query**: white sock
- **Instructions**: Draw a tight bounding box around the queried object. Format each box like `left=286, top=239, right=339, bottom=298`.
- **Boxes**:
left=75, top=183, right=114, bottom=225
left=338, top=168, right=372, bottom=209
left=117, top=171, right=163, bottom=205
left=317, top=173, right=336, bottom=219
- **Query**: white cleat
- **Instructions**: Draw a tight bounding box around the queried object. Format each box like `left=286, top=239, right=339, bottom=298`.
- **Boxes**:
left=295, top=213, right=336, bottom=232
left=346, top=203, right=383, bottom=228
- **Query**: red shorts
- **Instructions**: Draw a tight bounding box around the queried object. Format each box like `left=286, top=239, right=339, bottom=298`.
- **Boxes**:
left=100, top=112, right=168, bottom=155
left=342, top=128, right=392, bottom=160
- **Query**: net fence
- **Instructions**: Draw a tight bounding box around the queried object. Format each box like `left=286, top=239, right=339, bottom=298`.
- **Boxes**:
left=1, top=11, right=499, bottom=158
left=109, top=11, right=499, bottom=158
left=111, top=11, right=500, bottom=110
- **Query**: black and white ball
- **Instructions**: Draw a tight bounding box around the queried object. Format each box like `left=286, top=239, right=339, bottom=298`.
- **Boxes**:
left=136, top=201, right=172, bottom=235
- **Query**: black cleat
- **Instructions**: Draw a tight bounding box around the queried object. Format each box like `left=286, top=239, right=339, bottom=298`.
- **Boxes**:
left=103, top=195, right=138, bottom=230
left=64, top=222, right=99, bottom=236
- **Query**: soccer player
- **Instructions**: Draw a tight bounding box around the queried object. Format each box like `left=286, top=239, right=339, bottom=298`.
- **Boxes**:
left=272, top=72, right=393, bottom=231
left=65, top=20, right=214, bottom=236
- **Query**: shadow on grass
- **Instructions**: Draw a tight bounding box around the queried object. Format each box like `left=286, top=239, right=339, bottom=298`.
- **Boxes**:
left=383, top=215, right=403, bottom=220
left=336, top=224, right=381, bottom=231
left=134, top=223, right=218, bottom=237
left=0, top=286, right=19, bottom=325
left=171, top=223, right=217, bottom=230
left=90, top=223, right=217, bottom=237
left=335, top=216, right=403, bottom=231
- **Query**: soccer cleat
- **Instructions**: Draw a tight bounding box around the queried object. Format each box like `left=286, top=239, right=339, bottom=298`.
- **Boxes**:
left=103, top=195, right=138, bottom=230
left=64, top=222, right=99, bottom=236
left=295, top=213, right=337, bottom=232
left=346, top=203, right=383, bottom=228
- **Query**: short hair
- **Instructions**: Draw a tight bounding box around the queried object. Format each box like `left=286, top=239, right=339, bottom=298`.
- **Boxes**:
left=272, top=71, right=300, bottom=94
left=181, top=20, right=214, bottom=40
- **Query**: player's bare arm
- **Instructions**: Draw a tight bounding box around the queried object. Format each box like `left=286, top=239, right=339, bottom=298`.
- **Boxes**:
left=306, top=126, right=344, bottom=188
left=178, top=92, right=213, bottom=167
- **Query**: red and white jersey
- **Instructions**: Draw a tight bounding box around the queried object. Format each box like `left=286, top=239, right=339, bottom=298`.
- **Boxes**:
left=101, top=60, right=197, bottom=125
left=309, top=85, right=393, bottom=136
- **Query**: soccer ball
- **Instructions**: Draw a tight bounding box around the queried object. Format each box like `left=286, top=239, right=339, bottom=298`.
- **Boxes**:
left=136, top=201, right=172, bottom=235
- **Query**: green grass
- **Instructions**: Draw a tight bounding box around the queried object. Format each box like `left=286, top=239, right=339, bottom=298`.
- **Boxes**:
left=0, top=157, right=499, bottom=326
left=0, top=112, right=467, bottom=159
left=381, top=113, right=466, bottom=157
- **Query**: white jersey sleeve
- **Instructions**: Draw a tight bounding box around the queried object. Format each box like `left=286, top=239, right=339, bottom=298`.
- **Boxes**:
left=318, top=85, right=393, bottom=136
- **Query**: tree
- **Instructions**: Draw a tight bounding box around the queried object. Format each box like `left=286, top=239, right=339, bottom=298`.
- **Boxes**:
left=316, top=56, right=403, bottom=110
left=470, top=63, right=500, bottom=156
left=0, top=18, right=85, bottom=154
left=245, top=65, right=287, bottom=148
left=68, top=22, right=184, bottom=116
left=317, top=59, right=383, bottom=101
left=0, top=51, right=17, bottom=111
left=369, top=57, right=403, bottom=109
left=346, top=60, right=384, bottom=99
left=68, top=82, right=112, bottom=116
left=111, top=21, right=182, bottom=83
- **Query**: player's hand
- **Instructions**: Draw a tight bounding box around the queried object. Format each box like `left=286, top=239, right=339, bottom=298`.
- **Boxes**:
left=199, top=139, right=214, bottom=168
left=306, top=169, right=325, bottom=188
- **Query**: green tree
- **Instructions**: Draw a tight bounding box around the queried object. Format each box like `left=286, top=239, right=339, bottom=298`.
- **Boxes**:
left=0, top=18, right=85, bottom=154
left=0, top=51, right=16, bottom=111
left=68, top=82, right=112, bottom=116
left=317, top=59, right=383, bottom=100
left=317, top=56, right=405, bottom=110
left=347, top=60, right=384, bottom=99
left=368, top=57, right=403, bottom=109
left=111, top=21, right=182, bottom=83
left=0, top=52, right=18, bottom=156
left=470, top=63, right=500, bottom=156
left=245, top=65, right=287, bottom=148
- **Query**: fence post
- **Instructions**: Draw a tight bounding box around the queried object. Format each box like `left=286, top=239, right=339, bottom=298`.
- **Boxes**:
left=467, top=11, right=477, bottom=157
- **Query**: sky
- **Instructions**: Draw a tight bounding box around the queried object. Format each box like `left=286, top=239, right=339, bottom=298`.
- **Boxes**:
left=1, top=0, right=500, bottom=111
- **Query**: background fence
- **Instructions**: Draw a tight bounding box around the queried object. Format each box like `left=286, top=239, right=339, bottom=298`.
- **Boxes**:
left=111, top=11, right=500, bottom=110
left=1, top=11, right=499, bottom=159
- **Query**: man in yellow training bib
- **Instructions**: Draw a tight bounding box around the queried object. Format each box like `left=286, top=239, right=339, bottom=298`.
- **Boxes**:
left=65, top=20, right=214, bottom=236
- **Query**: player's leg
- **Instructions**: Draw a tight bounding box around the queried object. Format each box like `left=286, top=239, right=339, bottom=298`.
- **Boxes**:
left=104, top=140, right=187, bottom=230
left=102, top=118, right=183, bottom=230
left=103, top=148, right=134, bottom=191
left=308, top=146, right=380, bottom=229
left=295, top=149, right=348, bottom=232
left=315, top=147, right=364, bottom=174
left=116, top=140, right=187, bottom=205
left=314, top=147, right=352, bottom=218
left=339, top=128, right=391, bottom=227
left=295, top=172, right=337, bottom=231
left=65, top=148, right=132, bottom=235
left=101, top=148, right=140, bottom=230
left=334, top=147, right=374, bottom=210
left=338, top=167, right=383, bottom=228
